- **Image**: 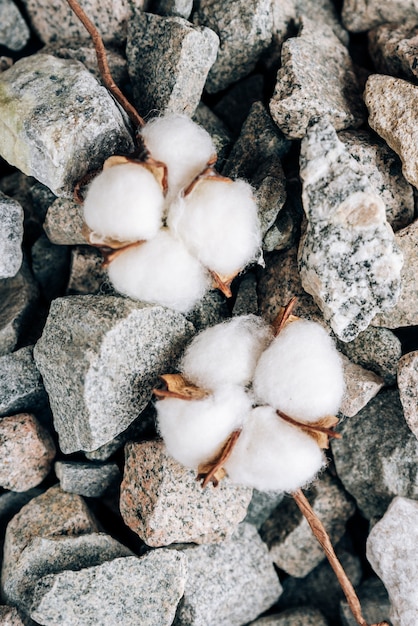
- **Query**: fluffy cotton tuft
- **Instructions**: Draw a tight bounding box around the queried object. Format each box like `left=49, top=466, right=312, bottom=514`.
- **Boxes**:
left=168, top=178, right=262, bottom=276
left=180, top=315, right=273, bottom=391
left=224, top=406, right=325, bottom=492
left=156, top=385, right=252, bottom=469
left=83, top=163, right=164, bottom=242
left=107, top=228, right=210, bottom=312
left=253, top=320, right=345, bottom=422
left=141, top=114, right=216, bottom=204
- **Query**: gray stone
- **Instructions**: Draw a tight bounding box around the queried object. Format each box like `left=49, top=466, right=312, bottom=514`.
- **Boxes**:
left=398, top=351, right=418, bottom=439
left=332, top=390, right=418, bottom=520
left=270, top=18, right=364, bottom=140
left=338, top=129, right=415, bottom=232
left=152, top=0, right=193, bottom=18
left=175, top=523, right=282, bottom=626
left=263, top=209, right=297, bottom=253
left=0, top=489, right=41, bottom=534
left=34, top=296, right=194, bottom=452
left=0, top=191, right=24, bottom=278
left=31, top=551, right=186, bottom=626
left=120, top=440, right=252, bottom=546
left=0, top=0, right=30, bottom=51
left=0, top=346, right=47, bottom=418
left=244, top=489, right=284, bottom=529
left=298, top=118, right=403, bottom=342
left=31, top=234, right=70, bottom=301
left=368, top=21, right=418, bottom=84
left=342, top=0, right=418, bottom=33
left=66, top=246, right=108, bottom=296
left=233, top=272, right=259, bottom=317
left=0, top=54, right=134, bottom=197
left=126, top=12, right=218, bottom=118
left=55, top=460, right=120, bottom=497
left=367, top=496, right=418, bottom=626
left=0, top=605, right=30, bottom=625
left=193, top=103, right=232, bottom=167
left=184, top=289, right=229, bottom=332
left=339, top=354, right=384, bottom=418
left=295, top=0, right=349, bottom=45
left=213, top=73, right=265, bottom=137
left=43, top=197, right=88, bottom=245
left=365, top=75, right=418, bottom=190
left=250, top=607, right=328, bottom=626
left=260, top=473, right=356, bottom=577
left=340, top=576, right=391, bottom=626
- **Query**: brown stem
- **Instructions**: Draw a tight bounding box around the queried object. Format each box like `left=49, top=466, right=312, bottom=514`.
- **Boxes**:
left=65, top=0, right=145, bottom=130
left=272, top=296, right=298, bottom=336
left=277, top=410, right=341, bottom=441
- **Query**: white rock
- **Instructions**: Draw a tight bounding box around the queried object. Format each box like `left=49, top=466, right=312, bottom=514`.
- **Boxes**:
left=0, top=191, right=23, bottom=278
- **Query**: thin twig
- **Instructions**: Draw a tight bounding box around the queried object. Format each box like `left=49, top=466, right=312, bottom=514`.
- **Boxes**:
left=272, top=296, right=298, bottom=336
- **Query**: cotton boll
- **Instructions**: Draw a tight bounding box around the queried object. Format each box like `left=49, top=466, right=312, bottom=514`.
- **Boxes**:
left=168, top=178, right=262, bottom=276
left=156, top=385, right=252, bottom=469
left=253, top=320, right=345, bottom=422
left=83, top=163, right=164, bottom=242
left=224, top=406, right=325, bottom=492
left=180, top=315, right=273, bottom=391
left=107, top=228, right=210, bottom=312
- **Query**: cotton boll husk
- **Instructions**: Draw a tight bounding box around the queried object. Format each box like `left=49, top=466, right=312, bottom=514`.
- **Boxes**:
left=253, top=320, right=345, bottom=422
left=83, top=163, right=164, bottom=242
left=224, top=406, right=325, bottom=492
left=107, top=228, right=210, bottom=312
left=167, top=178, right=262, bottom=276
left=156, top=385, right=252, bottom=469
left=180, top=315, right=273, bottom=391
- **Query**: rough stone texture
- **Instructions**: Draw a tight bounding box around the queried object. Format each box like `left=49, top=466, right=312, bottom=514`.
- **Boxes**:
left=397, top=351, right=418, bottom=439
left=372, top=219, right=418, bottom=328
left=126, top=11, right=219, bottom=118
left=0, top=54, right=134, bottom=197
left=365, top=74, right=418, bottom=190
left=213, top=73, right=265, bottom=137
left=120, top=440, right=252, bottom=546
left=193, top=102, right=232, bottom=167
left=66, top=246, right=108, bottom=296
left=244, top=489, right=284, bottom=529
left=152, top=0, right=193, bottom=18
left=0, top=0, right=30, bottom=51
left=233, top=272, right=259, bottom=317
left=31, top=233, right=70, bottom=301
left=55, top=460, right=120, bottom=497
left=0, top=346, right=47, bottom=417
left=340, top=576, right=391, bottom=626
left=33, top=296, right=194, bottom=453
left=249, top=608, right=328, bottom=626
left=30, top=551, right=186, bottom=626
left=338, top=129, right=415, bottom=232
left=175, top=523, right=282, bottom=626
left=368, top=21, right=418, bottom=84
left=0, top=605, right=28, bottom=625
left=342, top=0, right=418, bottom=33
left=0, top=488, right=41, bottom=535
left=184, top=289, right=228, bottom=332
left=0, top=191, right=24, bottom=279
left=298, top=118, right=403, bottom=342
left=0, top=413, right=56, bottom=491
left=43, top=197, right=88, bottom=245
left=270, top=18, right=364, bottom=140
left=332, top=390, right=418, bottom=520
left=367, top=496, right=418, bottom=626
left=339, top=354, right=384, bottom=418
left=260, top=473, right=355, bottom=577
left=295, top=0, right=349, bottom=45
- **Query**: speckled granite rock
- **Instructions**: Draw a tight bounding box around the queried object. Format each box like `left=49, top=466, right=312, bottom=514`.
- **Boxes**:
left=342, top=0, right=418, bottom=33
left=233, top=272, right=259, bottom=317
left=0, top=191, right=24, bottom=278
left=66, top=247, right=107, bottom=296
left=367, top=496, right=418, bottom=626
left=120, top=440, right=252, bottom=546
left=193, top=0, right=273, bottom=93
left=175, top=523, right=282, bottom=626
left=153, top=0, right=193, bottom=18
left=298, top=118, right=403, bottom=342
left=260, top=473, right=356, bottom=577
left=126, top=11, right=218, bottom=117
left=184, top=289, right=229, bottom=332
left=340, top=576, right=391, bottom=626
left=270, top=18, right=364, bottom=140
left=0, top=346, right=46, bottom=417
left=368, top=21, right=418, bottom=83
left=55, top=460, right=120, bottom=497
left=340, top=355, right=384, bottom=418
left=33, top=296, right=194, bottom=453
left=43, top=197, right=87, bottom=245
left=295, top=0, right=349, bottom=45
left=244, top=489, right=284, bottom=529
left=0, top=413, right=55, bottom=491
left=332, top=390, right=418, bottom=519
left=397, top=351, right=418, bottom=439
left=30, top=551, right=186, bottom=626
left=0, top=54, right=133, bottom=197
left=365, top=75, right=418, bottom=190
left=0, top=605, right=28, bottom=625
left=0, top=0, right=30, bottom=51
left=250, top=607, right=328, bottom=626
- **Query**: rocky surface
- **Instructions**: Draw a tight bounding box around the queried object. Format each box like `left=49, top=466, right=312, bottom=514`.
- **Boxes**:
left=55, top=460, right=120, bottom=497
left=342, top=0, right=418, bottom=33
left=340, top=576, right=391, bottom=626
left=397, top=351, right=418, bottom=439
left=0, top=191, right=24, bottom=278
left=368, top=20, right=418, bottom=83
left=339, top=355, right=384, bottom=418
left=250, top=608, right=328, bottom=625
left=0, top=346, right=47, bottom=417
left=0, top=0, right=30, bottom=51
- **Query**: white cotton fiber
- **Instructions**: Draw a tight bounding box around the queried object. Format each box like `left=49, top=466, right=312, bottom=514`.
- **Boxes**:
left=83, top=163, right=164, bottom=242
left=141, top=114, right=216, bottom=204
left=253, top=320, right=345, bottom=422
left=107, top=228, right=210, bottom=312
left=156, top=385, right=252, bottom=469
left=180, top=315, right=273, bottom=391
left=168, top=177, right=261, bottom=276
left=224, top=405, right=325, bottom=492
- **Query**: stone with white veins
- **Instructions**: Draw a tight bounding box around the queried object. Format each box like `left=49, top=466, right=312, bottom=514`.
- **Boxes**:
left=0, top=0, right=30, bottom=51
left=342, top=0, right=418, bottom=33
left=298, top=118, right=403, bottom=342
left=367, top=496, right=418, bottom=626
left=397, top=351, right=418, bottom=439
left=368, top=21, right=418, bottom=84
left=0, top=191, right=24, bottom=279
left=0, top=54, right=134, bottom=197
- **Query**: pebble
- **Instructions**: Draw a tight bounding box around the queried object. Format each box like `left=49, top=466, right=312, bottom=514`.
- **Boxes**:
left=339, top=354, right=384, bottom=418
left=55, top=460, right=120, bottom=497
left=120, top=439, right=252, bottom=546
left=342, top=0, right=418, bottom=33
left=43, top=197, right=88, bottom=246
left=0, top=346, right=46, bottom=417
left=66, top=246, right=108, bottom=296
left=397, top=351, right=418, bottom=439
left=250, top=607, right=328, bottom=626
left=0, top=0, right=30, bottom=51
left=152, top=0, right=193, bottom=19
left=367, top=496, right=418, bottom=626
left=368, top=21, right=418, bottom=83
left=340, top=576, right=391, bottom=626
left=0, top=191, right=24, bottom=278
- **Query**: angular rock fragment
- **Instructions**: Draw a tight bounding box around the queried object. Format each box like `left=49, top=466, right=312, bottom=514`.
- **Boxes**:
left=126, top=11, right=218, bottom=117
left=0, top=0, right=30, bottom=51
left=298, top=118, right=403, bottom=342
left=250, top=607, right=328, bottom=625
left=0, top=605, right=27, bottom=625
left=260, top=473, right=356, bottom=577
left=244, top=489, right=284, bottom=529
left=397, top=351, right=418, bottom=439
left=332, top=390, right=418, bottom=519
left=194, top=0, right=273, bottom=93
left=0, top=54, right=134, bottom=197
left=368, top=21, right=418, bottom=83
left=55, top=460, right=120, bottom=497
left=295, top=0, right=349, bottom=45
left=31, top=233, right=70, bottom=301
left=367, top=496, right=418, bottom=626
left=152, top=0, right=193, bottom=18
left=340, top=576, right=391, bottom=626
left=0, top=488, right=41, bottom=535
left=339, top=355, right=384, bottom=418
left=176, top=523, right=282, bottom=626
left=34, top=296, right=194, bottom=452
left=0, top=413, right=56, bottom=491
left=120, top=440, right=252, bottom=546
left=270, top=18, right=364, bottom=140
left=342, top=0, right=418, bottom=33
left=43, top=197, right=88, bottom=245
left=0, top=191, right=24, bottom=279
left=0, top=346, right=46, bottom=417
left=66, top=246, right=108, bottom=296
